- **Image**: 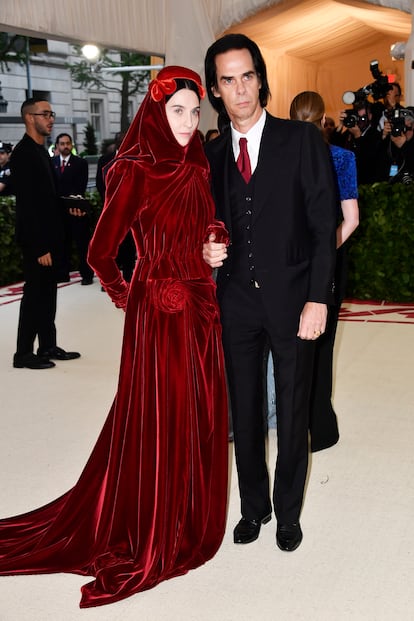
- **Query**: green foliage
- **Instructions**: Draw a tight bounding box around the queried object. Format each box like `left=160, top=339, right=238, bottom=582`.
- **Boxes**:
left=0, top=192, right=102, bottom=287
left=85, top=189, right=103, bottom=227
left=83, top=123, right=98, bottom=155
left=347, top=182, right=414, bottom=302
left=68, top=47, right=150, bottom=131
left=0, top=197, right=23, bottom=285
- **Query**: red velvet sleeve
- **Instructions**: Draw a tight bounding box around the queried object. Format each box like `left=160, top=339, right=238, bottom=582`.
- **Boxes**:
left=88, top=159, right=144, bottom=309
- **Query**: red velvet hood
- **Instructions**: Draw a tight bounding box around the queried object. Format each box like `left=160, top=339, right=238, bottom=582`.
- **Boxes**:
left=117, top=65, right=207, bottom=170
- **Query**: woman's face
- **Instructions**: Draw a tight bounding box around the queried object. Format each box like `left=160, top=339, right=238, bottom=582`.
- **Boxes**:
left=165, top=88, right=200, bottom=146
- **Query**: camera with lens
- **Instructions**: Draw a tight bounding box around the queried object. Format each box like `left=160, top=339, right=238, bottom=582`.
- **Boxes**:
left=343, top=110, right=368, bottom=129
left=342, top=59, right=392, bottom=106
left=386, top=108, right=414, bottom=137
left=343, top=110, right=358, bottom=128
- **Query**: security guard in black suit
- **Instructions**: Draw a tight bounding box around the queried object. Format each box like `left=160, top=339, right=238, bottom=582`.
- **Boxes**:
left=52, top=133, right=94, bottom=285
left=11, top=98, right=80, bottom=369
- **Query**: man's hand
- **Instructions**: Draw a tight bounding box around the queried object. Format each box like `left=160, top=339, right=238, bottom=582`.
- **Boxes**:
left=37, top=252, right=52, bottom=266
left=203, top=233, right=228, bottom=268
left=348, top=125, right=362, bottom=139
left=297, top=301, right=327, bottom=340
left=69, top=207, right=87, bottom=217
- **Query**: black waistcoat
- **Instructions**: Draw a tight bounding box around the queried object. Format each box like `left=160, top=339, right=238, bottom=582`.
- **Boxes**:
left=228, top=161, right=258, bottom=285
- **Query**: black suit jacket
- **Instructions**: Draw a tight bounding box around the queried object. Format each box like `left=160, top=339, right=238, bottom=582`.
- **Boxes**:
left=52, top=154, right=88, bottom=197
left=205, top=112, right=337, bottom=334
left=95, top=151, right=115, bottom=201
left=11, top=133, right=64, bottom=259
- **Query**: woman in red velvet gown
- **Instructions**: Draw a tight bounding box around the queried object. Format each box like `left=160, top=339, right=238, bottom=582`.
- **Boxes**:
left=0, top=66, right=229, bottom=608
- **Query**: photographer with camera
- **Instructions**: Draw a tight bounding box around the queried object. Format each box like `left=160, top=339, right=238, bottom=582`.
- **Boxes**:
left=331, top=101, right=381, bottom=184
left=376, top=83, right=402, bottom=131
left=376, top=106, right=414, bottom=184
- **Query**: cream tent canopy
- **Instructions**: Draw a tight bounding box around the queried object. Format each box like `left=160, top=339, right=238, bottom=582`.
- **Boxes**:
left=1, top=0, right=413, bottom=122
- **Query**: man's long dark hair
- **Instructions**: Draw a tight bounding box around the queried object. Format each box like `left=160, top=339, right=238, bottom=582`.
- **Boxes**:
left=204, top=34, right=271, bottom=115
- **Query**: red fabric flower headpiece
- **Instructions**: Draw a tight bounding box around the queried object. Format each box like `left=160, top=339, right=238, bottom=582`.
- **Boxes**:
left=149, top=65, right=206, bottom=102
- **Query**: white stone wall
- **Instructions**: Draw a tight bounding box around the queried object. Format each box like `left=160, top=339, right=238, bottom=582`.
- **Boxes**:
left=0, top=38, right=146, bottom=155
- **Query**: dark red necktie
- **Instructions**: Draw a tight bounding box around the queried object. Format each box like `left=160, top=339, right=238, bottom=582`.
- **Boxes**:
left=60, top=160, right=66, bottom=173
left=237, top=137, right=251, bottom=183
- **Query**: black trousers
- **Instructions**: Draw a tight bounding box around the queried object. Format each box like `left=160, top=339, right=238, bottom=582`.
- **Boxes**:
left=308, top=304, right=340, bottom=452
left=309, top=246, right=346, bottom=452
left=61, top=214, right=94, bottom=280
left=16, top=252, right=58, bottom=356
left=220, top=280, right=315, bottom=525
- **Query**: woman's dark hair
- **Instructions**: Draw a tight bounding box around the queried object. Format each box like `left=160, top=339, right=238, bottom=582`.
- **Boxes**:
left=165, top=79, right=201, bottom=102
left=289, top=91, right=325, bottom=128
left=204, top=34, right=271, bottom=114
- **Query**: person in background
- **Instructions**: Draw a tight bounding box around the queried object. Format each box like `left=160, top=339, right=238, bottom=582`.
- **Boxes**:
left=10, top=98, right=80, bottom=369
left=52, top=133, right=94, bottom=285
left=376, top=108, right=414, bottom=184
left=375, top=82, right=403, bottom=131
left=332, top=102, right=381, bottom=184
left=205, top=128, right=220, bottom=142
left=203, top=34, right=337, bottom=552
left=0, top=66, right=229, bottom=608
left=0, top=141, right=13, bottom=196
left=95, top=131, right=136, bottom=282
left=323, top=116, right=336, bottom=143
left=290, top=90, right=359, bottom=452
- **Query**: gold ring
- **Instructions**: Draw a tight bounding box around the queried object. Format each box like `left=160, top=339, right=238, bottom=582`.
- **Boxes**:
left=314, top=330, right=321, bottom=337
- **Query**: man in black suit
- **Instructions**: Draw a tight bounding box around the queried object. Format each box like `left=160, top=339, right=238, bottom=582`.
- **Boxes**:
left=203, top=35, right=337, bottom=551
left=52, top=133, right=94, bottom=285
left=11, top=98, right=80, bottom=370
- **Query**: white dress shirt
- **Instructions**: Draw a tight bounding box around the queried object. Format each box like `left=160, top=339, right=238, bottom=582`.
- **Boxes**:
left=231, top=108, right=266, bottom=174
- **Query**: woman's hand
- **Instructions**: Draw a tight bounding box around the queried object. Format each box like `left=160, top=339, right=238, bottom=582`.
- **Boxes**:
left=203, top=233, right=228, bottom=268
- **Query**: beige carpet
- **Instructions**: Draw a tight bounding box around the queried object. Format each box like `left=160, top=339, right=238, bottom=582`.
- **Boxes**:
left=0, top=278, right=413, bottom=621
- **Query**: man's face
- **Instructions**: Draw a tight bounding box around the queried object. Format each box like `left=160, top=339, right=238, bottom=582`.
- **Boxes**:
left=27, top=101, right=55, bottom=138
left=0, top=151, right=9, bottom=167
left=211, top=47, right=262, bottom=132
left=385, top=85, right=401, bottom=109
left=56, top=136, right=73, bottom=157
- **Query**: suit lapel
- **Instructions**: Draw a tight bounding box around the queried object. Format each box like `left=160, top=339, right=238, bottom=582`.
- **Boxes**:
left=209, top=135, right=234, bottom=236
left=252, top=113, right=284, bottom=224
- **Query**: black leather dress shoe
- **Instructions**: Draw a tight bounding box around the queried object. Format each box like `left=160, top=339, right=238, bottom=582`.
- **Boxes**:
left=37, top=346, right=81, bottom=361
left=233, top=514, right=271, bottom=544
left=13, top=353, right=55, bottom=370
left=81, top=277, right=93, bottom=285
left=276, top=522, right=303, bottom=552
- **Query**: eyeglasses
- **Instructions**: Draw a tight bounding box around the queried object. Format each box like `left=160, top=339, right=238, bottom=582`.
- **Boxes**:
left=30, top=111, right=56, bottom=119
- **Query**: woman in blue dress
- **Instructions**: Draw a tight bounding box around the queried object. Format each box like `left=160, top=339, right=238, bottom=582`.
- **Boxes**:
left=290, top=91, right=359, bottom=452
